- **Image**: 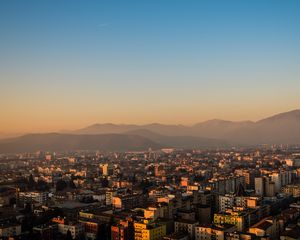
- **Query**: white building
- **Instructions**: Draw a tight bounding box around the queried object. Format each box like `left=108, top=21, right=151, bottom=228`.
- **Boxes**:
left=58, top=222, right=84, bottom=239
left=175, top=219, right=198, bottom=240
left=19, top=191, right=48, bottom=204
left=195, top=224, right=236, bottom=240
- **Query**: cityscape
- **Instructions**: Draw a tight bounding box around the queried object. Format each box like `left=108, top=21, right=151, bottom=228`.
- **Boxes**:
left=1, top=1, right=300, bottom=240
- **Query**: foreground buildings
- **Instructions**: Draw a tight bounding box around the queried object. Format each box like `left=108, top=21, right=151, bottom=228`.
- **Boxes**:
left=0, top=145, right=300, bottom=239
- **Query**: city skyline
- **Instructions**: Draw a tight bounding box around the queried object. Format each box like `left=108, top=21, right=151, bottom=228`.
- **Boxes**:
left=1, top=0, right=300, bottom=134
left=1, top=2, right=300, bottom=239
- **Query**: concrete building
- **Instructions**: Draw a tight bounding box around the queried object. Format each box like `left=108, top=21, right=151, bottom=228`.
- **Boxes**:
left=33, top=223, right=58, bottom=240
left=18, top=191, right=48, bottom=204
left=282, top=185, right=300, bottom=198
left=111, top=219, right=134, bottom=240
left=174, top=219, right=198, bottom=240
left=134, top=219, right=166, bottom=240
left=163, top=232, right=189, bottom=240
left=195, top=224, right=236, bottom=240
left=100, top=163, right=114, bottom=176
left=249, top=217, right=279, bottom=239
left=214, top=209, right=249, bottom=232
left=57, top=222, right=84, bottom=239
left=112, top=193, right=146, bottom=210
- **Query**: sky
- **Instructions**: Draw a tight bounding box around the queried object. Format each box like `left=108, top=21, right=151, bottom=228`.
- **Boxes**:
left=0, top=0, right=300, bottom=135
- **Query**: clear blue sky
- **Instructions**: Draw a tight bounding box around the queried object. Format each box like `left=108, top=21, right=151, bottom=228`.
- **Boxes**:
left=0, top=0, right=300, bottom=133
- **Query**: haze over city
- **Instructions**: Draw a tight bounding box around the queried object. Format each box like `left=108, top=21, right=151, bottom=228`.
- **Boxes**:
left=1, top=0, right=300, bottom=135
left=2, top=1, right=300, bottom=240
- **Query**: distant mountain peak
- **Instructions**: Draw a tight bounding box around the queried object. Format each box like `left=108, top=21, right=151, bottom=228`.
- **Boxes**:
left=258, top=109, right=300, bottom=123
left=197, top=119, right=233, bottom=125
left=0, top=133, right=162, bottom=153
left=1, top=109, right=300, bottom=152
left=87, top=123, right=118, bottom=127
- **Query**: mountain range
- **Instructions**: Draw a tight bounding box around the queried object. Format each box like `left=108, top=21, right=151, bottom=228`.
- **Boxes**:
left=72, top=109, right=300, bottom=144
left=0, top=109, right=300, bottom=153
left=0, top=133, right=161, bottom=153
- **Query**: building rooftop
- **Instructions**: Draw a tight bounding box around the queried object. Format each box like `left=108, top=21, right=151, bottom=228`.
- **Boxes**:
left=164, top=231, right=188, bottom=239
left=175, top=218, right=198, bottom=224
left=197, top=223, right=236, bottom=231
left=250, top=220, right=273, bottom=231
left=281, top=226, right=300, bottom=239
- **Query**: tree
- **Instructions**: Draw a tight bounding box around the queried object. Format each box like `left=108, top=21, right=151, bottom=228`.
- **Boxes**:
left=9, top=197, right=16, bottom=206
left=100, top=177, right=109, bottom=188
left=69, top=180, right=77, bottom=189
left=28, top=174, right=36, bottom=190
left=140, top=179, right=153, bottom=194
left=56, top=180, right=67, bottom=191
left=24, top=202, right=32, bottom=213
left=36, top=179, right=49, bottom=191
left=130, top=173, right=137, bottom=183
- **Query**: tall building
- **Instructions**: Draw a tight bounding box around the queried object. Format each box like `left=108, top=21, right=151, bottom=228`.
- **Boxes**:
left=195, top=204, right=211, bottom=224
left=219, top=183, right=261, bottom=212
left=100, top=163, right=114, bottom=176
left=209, top=176, right=246, bottom=195
left=235, top=169, right=260, bottom=189
left=255, top=177, right=265, bottom=196
left=255, top=176, right=275, bottom=197
left=174, top=219, right=198, bottom=240
left=111, top=219, right=134, bottom=240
